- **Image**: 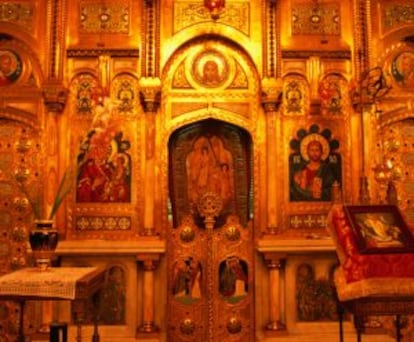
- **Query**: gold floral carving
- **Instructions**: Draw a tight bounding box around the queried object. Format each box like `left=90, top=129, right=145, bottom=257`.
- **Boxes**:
left=79, top=0, right=130, bottom=34
left=380, top=121, right=414, bottom=225
left=291, top=1, right=340, bottom=36
left=228, top=62, right=248, bottom=89
left=282, top=74, right=309, bottom=116
left=0, top=3, right=34, bottom=30
left=173, top=2, right=250, bottom=36
left=0, top=122, right=41, bottom=273
left=172, top=62, right=192, bottom=89
left=382, top=3, right=414, bottom=33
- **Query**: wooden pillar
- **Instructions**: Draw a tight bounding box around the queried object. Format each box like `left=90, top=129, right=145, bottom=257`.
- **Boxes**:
left=41, top=82, right=68, bottom=335
left=136, top=254, right=161, bottom=336
left=261, top=78, right=282, bottom=234
left=263, top=253, right=286, bottom=333
left=139, top=77, right=161, bottom=236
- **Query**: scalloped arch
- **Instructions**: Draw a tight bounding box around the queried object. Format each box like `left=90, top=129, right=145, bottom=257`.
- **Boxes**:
left=162, top=31, right=260, bottom=78
left=0, top=27, right=45, bottom=87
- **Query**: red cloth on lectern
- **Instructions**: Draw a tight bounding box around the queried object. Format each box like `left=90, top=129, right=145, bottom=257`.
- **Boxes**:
left=329, top=205, right=414, bottom=283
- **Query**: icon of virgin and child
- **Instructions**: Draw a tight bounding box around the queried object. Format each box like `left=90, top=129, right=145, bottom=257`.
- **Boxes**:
left=186, top=134, right=234, bottom=211
left=290, top=133, right=341, bottom=202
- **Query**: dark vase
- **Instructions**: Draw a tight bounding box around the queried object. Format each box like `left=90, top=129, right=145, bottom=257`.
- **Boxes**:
left=29, top=220, right=59, bottom=271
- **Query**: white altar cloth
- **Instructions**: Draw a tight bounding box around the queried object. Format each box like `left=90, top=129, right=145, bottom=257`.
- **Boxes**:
left=0, top=267, right=98, bottom=300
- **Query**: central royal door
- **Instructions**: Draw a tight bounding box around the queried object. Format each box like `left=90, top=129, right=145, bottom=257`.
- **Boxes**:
left=167, top=119, right=254, bottom=342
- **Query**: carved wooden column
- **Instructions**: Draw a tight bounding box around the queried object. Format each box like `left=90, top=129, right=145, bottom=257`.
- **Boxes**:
left=39, top=84, right=68, bottom=334
left=136, top=254, right=161, bottom=336
left=261, top=78, right=282, bottom=234
left=263, top=253, right=286, bottom=333
left=40, top=0, right=69, bottom=333
left=139, top=77, right=161, bottom=236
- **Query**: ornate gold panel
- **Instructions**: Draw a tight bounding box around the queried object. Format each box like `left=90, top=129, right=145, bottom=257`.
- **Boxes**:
left=381, top=119, right=414, bottom=224
left=381, top=2, right=414, bottom=35
left=173, top=1, right=250, bottom=36
left=0, top=2, right=35, bottom=32
left=291, top=1, right=340, bottom=36
left=79, top=0, right=130, bottom=34
left=0, top=119, right=42, bottom=339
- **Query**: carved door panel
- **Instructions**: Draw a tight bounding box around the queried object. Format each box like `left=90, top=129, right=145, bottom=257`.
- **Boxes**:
left=168, top=120, right=254, bottom=342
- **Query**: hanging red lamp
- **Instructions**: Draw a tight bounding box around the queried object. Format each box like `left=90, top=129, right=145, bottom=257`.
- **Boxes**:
left=204, top=0, right=225, bottom=20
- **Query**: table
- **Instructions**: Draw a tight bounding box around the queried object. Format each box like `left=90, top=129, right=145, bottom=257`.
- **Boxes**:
left=338, top=296, right=414, bottom=342
left=0, top=267, right=105, bottom=342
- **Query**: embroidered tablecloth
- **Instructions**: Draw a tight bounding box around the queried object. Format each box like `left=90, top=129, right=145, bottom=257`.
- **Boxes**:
left=0, top=267, right=98, bottom=300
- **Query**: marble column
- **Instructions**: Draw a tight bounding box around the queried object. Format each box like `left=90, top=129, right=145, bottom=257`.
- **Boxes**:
left=136, top=254, right=161, bottom=335
left=263, top=253, right=286, bottom=332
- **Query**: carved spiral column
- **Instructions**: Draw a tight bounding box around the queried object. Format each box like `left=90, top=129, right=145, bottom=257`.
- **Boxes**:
left=263, top=253, right=286, bottom=333
left=261, top=78, right=282, bottom=234
left=139, top=77, right=161, bottom=236
left=137, top=254, right=161, bottom=335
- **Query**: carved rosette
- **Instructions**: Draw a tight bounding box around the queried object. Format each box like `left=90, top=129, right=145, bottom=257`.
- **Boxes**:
left=196, top=192, right=223, bottom=229
left=42, top=82, right=68, bottom=113
left=139, top=77, right=161, bottom=113
left=261, top=77, right=283, bottom=112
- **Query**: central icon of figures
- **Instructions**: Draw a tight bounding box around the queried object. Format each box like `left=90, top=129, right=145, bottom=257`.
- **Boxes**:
left=186, top=134, right=234, bottom=211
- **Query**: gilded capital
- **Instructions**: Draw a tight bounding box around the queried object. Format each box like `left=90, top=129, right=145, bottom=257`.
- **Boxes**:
left=139, top=77, right=161, bottom=113
left=262, top=252, right=286, bottom=269
left=42, top=82, right=68, bottom=114
left=261, top=77, right=283, bottom=112
left=136, top=253, right=162, bottom=271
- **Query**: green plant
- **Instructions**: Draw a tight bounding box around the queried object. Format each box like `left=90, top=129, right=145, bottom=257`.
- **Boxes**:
left=17, top=166, right=74, bottom=220
left=47, top=166, right=74, bottom=220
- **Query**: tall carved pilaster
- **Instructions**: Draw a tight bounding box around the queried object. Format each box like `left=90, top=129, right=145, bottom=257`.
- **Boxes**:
left=353, top=0, right=372, bottom=80
left=136, top=254, right=161, bottom=336
left=141, top=0, right=160, bottom=78
left=263, top=253, right=286, bottom=333
left=261, top=77, right=282, bottom=234
left=139, top=77, right=161, bottom=236
left=264, top=0, right=279, bottom=78
left=43, top=0, right=68, bottom=113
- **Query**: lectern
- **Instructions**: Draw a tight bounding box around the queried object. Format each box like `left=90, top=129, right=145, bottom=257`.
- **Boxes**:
left=328, top=204, right=414, bottom=342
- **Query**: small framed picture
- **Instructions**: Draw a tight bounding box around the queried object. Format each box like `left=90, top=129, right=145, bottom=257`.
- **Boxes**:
left=343, top=205, right=414, bottom=254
